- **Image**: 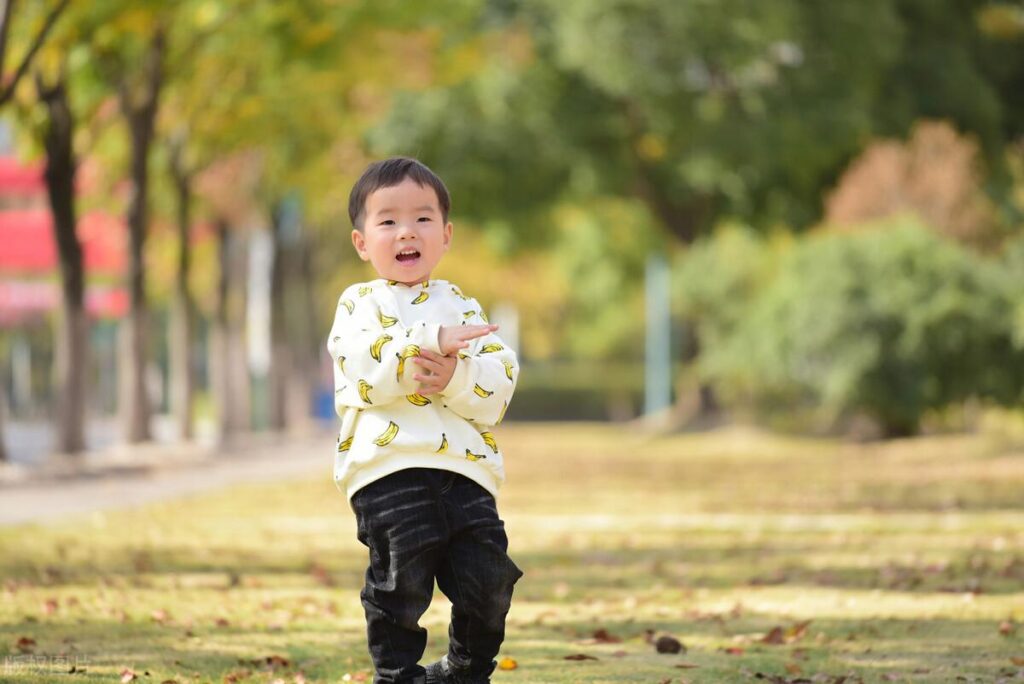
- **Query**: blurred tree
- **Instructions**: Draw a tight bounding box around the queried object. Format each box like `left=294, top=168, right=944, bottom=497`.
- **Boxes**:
left=370, top=0, right=1024, bottom=425
left=5, top=1, right=120, bottom=457
left=0, top=0, right=71, bottom=461
left=702, top=220, right=1024, bottom=436
left=826, top=121, right=1000, bottom=249
left=71, top=1, right=173, bottom=443
left=35, top=68, right=86, bottom=454
left=0, top=0, right=69, bottom=106
left=372, top=0, right=905, bottom=241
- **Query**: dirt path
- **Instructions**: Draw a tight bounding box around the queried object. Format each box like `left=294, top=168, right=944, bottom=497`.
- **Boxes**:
left=0, top=433, right=334, bottom=527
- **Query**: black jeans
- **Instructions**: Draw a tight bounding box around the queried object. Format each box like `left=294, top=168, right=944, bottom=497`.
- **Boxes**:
left=351, top=468, right=524, bottom=684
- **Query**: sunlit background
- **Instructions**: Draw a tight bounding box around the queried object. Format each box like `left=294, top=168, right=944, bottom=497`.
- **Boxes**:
left=2, top=2, right=1024, bottom=682
left=1, top=2, right=1024, bottom=462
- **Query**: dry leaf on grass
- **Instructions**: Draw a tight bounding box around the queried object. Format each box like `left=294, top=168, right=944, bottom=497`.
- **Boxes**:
left=564, top=653, right=598, bottom=661
left=498, top=657, right=518, bottom=670
left=655, top=635, right=684, bottom=654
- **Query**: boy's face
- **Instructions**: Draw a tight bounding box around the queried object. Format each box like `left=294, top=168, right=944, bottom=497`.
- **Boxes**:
left=351, top=178, right=452, bottom=287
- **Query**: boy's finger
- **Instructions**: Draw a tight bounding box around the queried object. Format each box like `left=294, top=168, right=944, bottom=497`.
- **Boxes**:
left=413, top=357, right=441, bottom=372
left=458, top=328, right=495, bottom=341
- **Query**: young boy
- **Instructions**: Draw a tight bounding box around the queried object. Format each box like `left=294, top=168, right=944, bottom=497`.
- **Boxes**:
left=327, top=157, right=523, bottom=684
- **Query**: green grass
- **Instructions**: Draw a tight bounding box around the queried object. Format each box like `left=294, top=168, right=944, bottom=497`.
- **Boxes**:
left=2, top=423, right=1024, bottom=683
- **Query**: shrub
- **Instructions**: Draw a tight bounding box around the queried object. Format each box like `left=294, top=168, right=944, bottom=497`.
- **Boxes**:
left=702, top=219, right=1024, bottom=436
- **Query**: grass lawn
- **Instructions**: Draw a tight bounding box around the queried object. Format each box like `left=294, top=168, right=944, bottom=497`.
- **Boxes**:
left=2, top=422, right=1024, bottom=683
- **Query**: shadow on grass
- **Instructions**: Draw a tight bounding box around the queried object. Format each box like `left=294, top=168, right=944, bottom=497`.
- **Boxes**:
left=0, top=608, right=1013, bottom=683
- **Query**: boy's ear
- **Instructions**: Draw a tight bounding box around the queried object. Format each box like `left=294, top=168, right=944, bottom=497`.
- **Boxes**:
left=351, top=229, right=370, bottom=261
left=442, top=221, right=453, bottom=251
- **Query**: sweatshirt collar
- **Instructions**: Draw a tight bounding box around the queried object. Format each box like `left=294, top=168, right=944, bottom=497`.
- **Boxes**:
left=381, top=278, right=440, bottom=290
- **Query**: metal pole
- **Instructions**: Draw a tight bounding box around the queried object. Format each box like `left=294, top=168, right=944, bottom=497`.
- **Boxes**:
left=644, top=253, right=672, bottom=416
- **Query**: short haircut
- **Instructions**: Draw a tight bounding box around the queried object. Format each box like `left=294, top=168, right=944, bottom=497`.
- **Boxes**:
left=348, top=157, right=451, bottom=231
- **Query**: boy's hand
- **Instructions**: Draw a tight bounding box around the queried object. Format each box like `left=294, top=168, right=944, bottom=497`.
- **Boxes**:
left=412, top=350, right=458, bottom=395
left=437, top=324, right=498, bottom=356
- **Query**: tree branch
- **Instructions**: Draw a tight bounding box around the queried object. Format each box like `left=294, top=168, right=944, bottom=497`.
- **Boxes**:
left=0, top=0, right=70, bottom=106
left=0, top=0, right=16, bottom=84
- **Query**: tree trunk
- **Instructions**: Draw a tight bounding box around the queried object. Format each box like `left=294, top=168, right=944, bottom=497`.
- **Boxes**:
left=291, top=236, right=320, bottom=431
left=0, top=388, right=7, bottom=462
left=168, top=133, right=194, bottom=440
left=38, top=72, right=86, bottom=455
left=210, top=220, right=232, bottom=443
left=209, top=220, right=250, bottom=443
left=227, top=231, right=251, bottom=433
left=267, top=205, right=290, bottom=431
left=117, top=27, right=164, bottom=443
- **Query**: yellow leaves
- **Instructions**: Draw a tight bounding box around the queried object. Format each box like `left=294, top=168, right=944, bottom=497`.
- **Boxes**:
left=302, top=23, right=335, bottom=49
left=497, top=657, right=517, bottom=670
left=112, top=7, right=159, bottom=38
left=977, top=4, right=1024, bottom=39
left=636, top=133, right=666, bottom=161
left=193, top=2, right=222, bottom=30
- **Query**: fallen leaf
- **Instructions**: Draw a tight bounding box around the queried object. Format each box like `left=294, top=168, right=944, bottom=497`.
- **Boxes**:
left=676, top=663, right=700, bottom=669
left=1011, top=657, right=1024, bottom=666
left=120, top=669, right=137, bottom=683
left=785, top=661, right=802, bottom=675
left=786, top=620, right=813, bottom=642
left=761, top=627, right=786, bottom=645
left=15, top=636, right=36, bottom=653
left=151, top=609, right=170, bottom=624
left=593, top=628, right=621, bottom=643
left=215, top=617, right=230, bottom=628
left=564, top=653, right=598, bottom=661
left=42, top=598, right=59, bottom=615
left=498, top=657, right=517, bottom=671
left=265, top=655, right=290, bottom=669
left=611, top=650, right=629, bottom=657
left=724, top=647, right=745, bottom=655
left=655, top=635, right=684, bottom=654
left=999, top=620, right=1017, bottom=636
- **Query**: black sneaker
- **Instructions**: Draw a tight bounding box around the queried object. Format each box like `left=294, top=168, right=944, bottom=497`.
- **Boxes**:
left=423, top=656, right=496, bottom=684
left=423, top=657, right=449, bottom=684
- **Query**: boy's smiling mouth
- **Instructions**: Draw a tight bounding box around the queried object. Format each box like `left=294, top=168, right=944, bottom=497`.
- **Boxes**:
left=396, top=249, right=421, bottom=263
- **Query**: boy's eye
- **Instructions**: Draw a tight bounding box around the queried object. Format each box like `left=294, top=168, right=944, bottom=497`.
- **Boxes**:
left=380, top=219, right=395, bottom=226
left=417, top=217, right=432, bottom=222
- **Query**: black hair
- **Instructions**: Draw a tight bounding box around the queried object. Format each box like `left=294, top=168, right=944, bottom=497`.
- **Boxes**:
left=348, top=157, right=451, bottom=230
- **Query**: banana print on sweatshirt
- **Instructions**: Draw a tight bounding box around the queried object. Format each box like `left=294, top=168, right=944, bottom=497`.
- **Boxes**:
left=438, top=298, right=519, bottom=426
left=326, top=279, right=519, bottom=503
left=327, top=282, right=443, bottom=411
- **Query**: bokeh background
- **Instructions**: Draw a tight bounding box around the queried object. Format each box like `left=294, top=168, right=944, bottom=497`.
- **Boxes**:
left=2, top=1, right=1024, bottom=458
left=2, top=2, right=1024, bottom=683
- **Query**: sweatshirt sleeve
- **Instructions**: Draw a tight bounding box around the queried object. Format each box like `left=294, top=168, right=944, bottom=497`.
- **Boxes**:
left=439, top=298, right=519, bottom=426
left=326, top=284, right=442, bottom=412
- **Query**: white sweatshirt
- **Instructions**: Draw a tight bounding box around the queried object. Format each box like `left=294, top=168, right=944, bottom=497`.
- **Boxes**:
left=326, top=278, right=519, bottom=501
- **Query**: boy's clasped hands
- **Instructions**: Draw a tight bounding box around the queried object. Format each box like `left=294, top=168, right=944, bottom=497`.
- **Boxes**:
left=411, top=323, right=498, bottom=395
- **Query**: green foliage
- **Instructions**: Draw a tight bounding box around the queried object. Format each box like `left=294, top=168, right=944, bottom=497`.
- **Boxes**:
left=674, top=223, right=780, bottom=354
left=693, top=220, right=1024, bottom=435
left=552, top=198, right=663, bottom=360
